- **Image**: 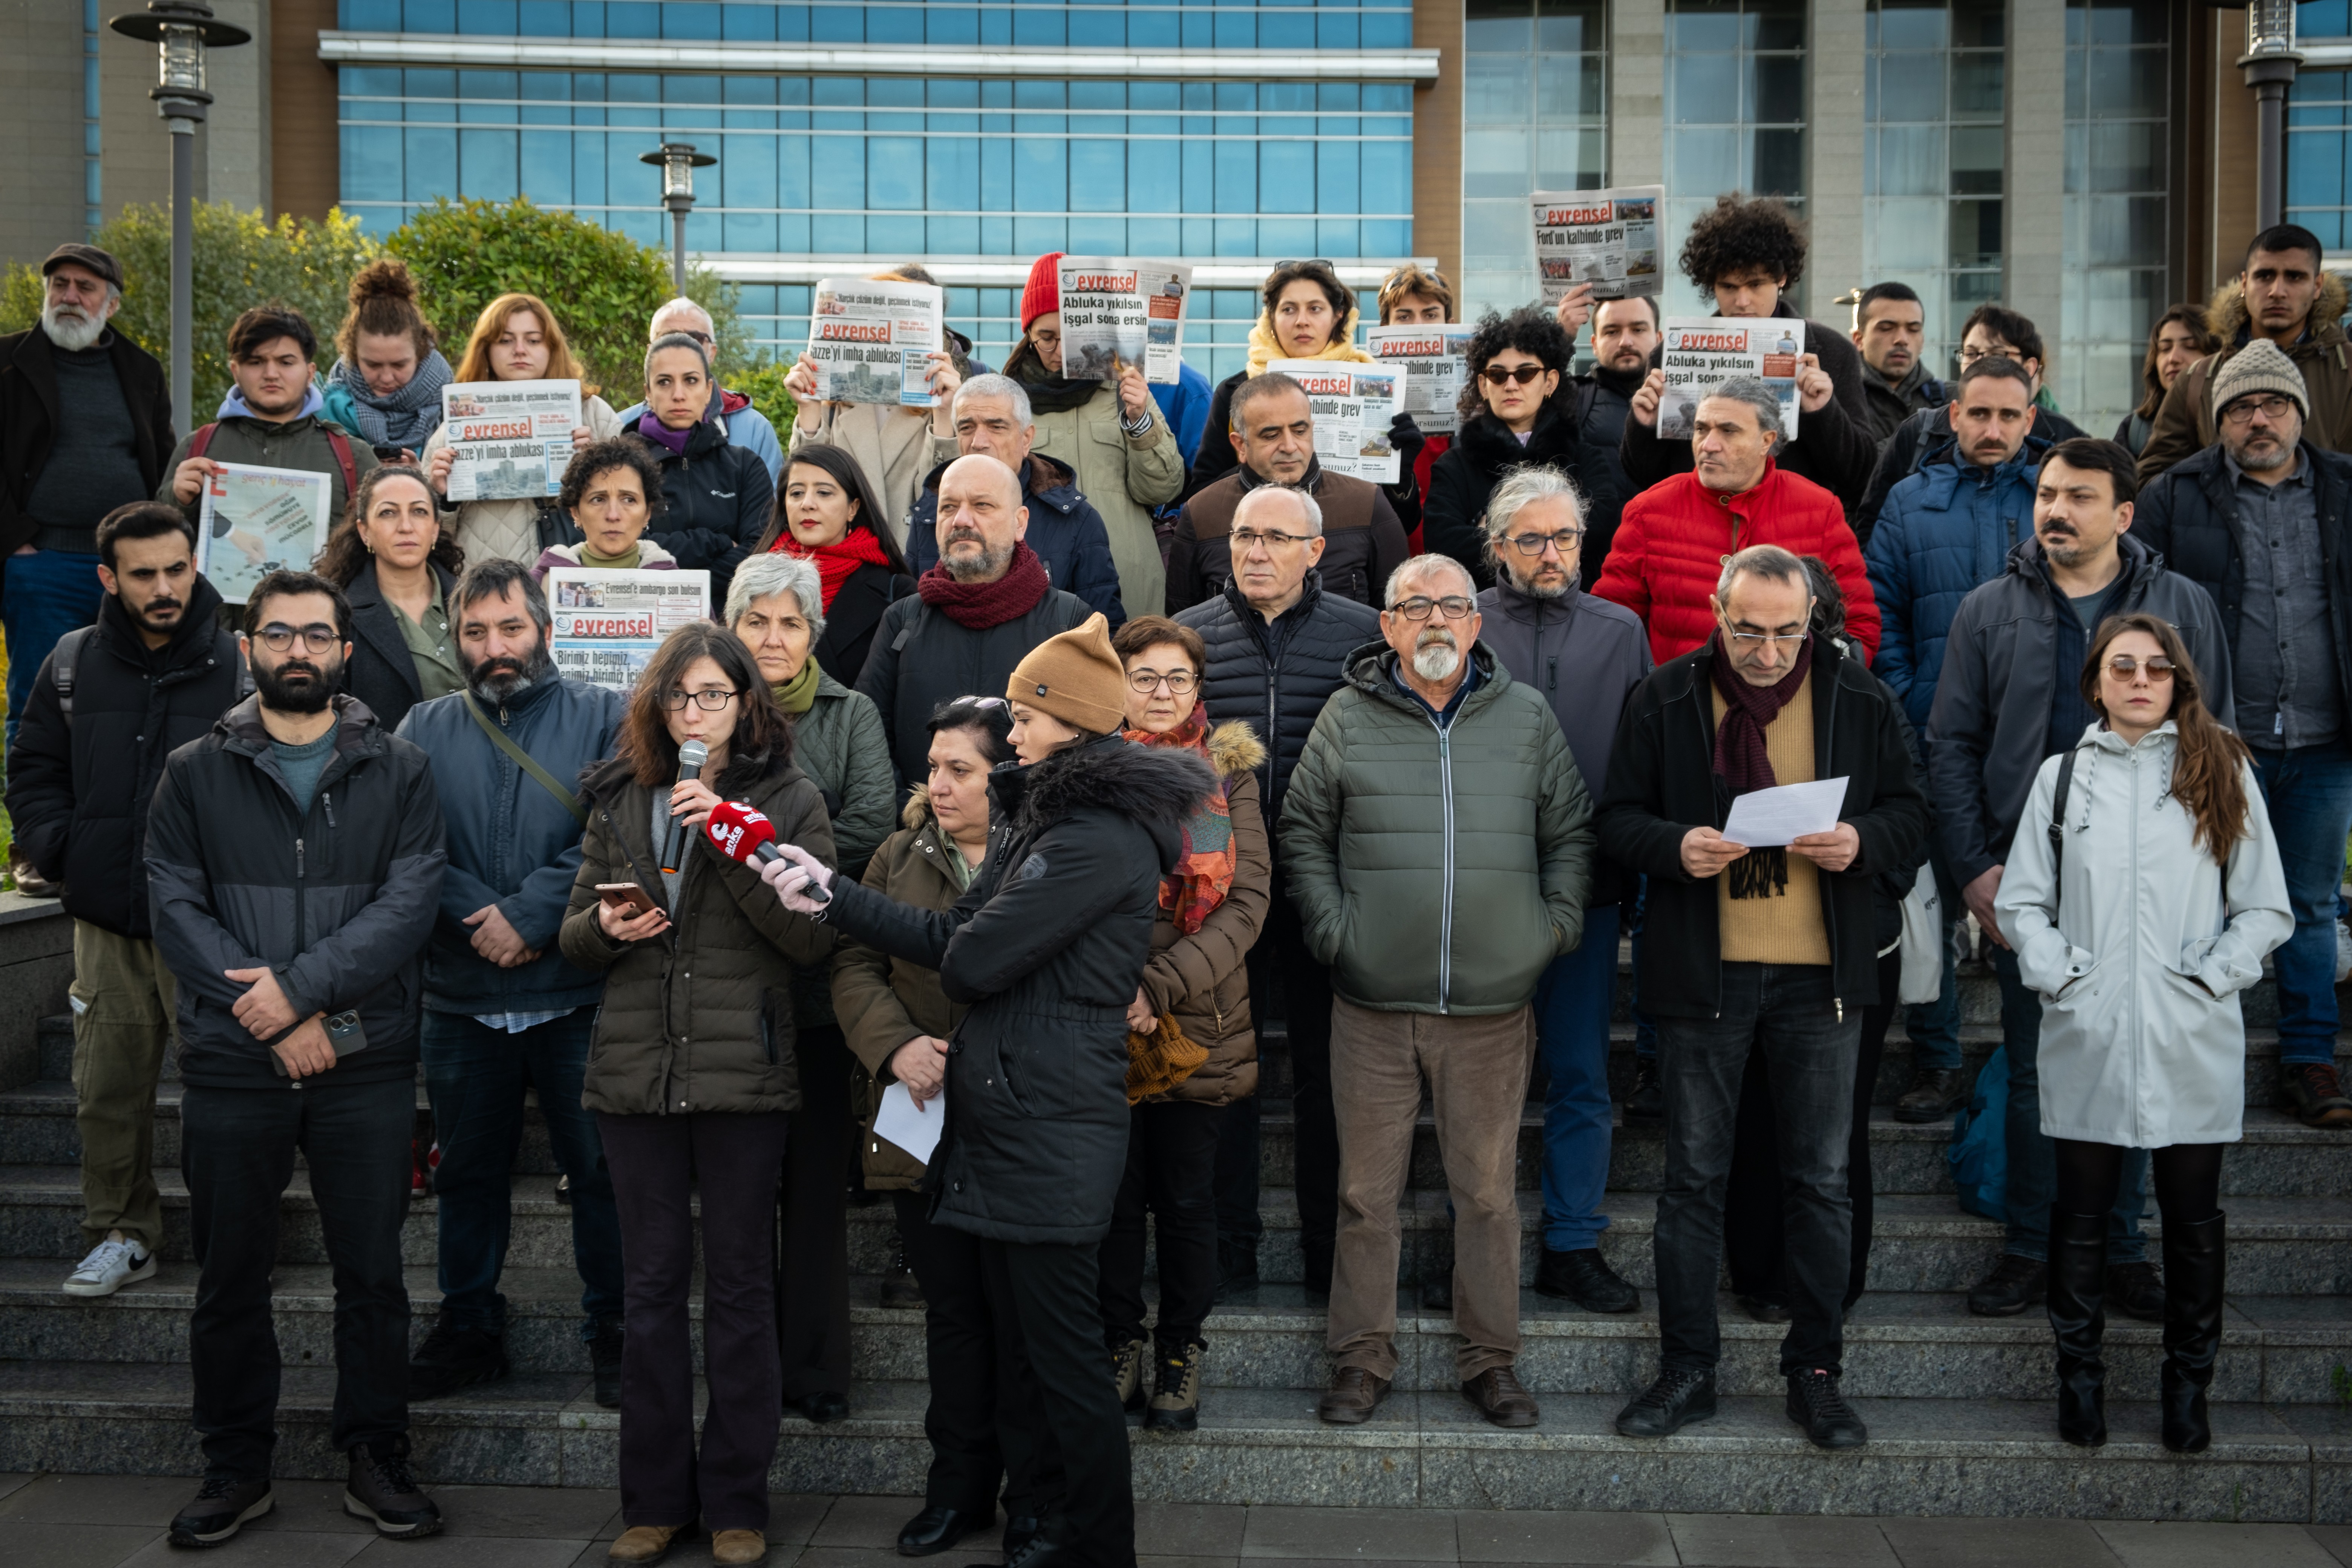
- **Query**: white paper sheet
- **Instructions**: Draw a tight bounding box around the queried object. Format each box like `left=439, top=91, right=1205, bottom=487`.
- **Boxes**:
left=874, top=1080, right=945, bottom=1166
left=1721, top=777, right=1850, bottom=848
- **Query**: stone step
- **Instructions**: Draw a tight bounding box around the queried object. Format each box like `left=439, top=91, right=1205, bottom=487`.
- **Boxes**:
left=6, top=1256, right=2347, bottom=1409
left=5, top=1163, right=2349, bottom=1298
left=0, top=1360, right=2340, bottom=1520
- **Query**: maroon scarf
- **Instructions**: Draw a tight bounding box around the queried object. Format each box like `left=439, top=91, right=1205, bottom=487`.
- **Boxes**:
left=1708, top=629, right=1814, bottom=898
left=917, top=541, right=1052, bottom=629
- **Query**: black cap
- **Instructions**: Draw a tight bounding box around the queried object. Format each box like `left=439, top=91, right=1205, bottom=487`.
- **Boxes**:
left=41, top=244, right=122, bottom=291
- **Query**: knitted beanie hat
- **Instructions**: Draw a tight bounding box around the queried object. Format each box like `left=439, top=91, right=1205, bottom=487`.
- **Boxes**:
left=1008, top=611, right=1126, bottom=735
left=1021, top=252, right=1065, bottom=331
left=2210, top=337, right=2309, bottom=419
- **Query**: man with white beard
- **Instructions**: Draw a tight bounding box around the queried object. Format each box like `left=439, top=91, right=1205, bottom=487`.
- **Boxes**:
left=0, top=245, right=176, bottom=866
left=1280, top=552, right=1595, bottom=1433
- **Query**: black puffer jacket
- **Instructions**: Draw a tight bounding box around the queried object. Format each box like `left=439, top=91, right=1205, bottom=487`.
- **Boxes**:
left=854, top=583, right=1092, bottom=781
left=1174, top=574, right=1383, bottom=840
left=341, top=557, right=458, bottom=734
left=7, top=574, right=245, bottom=936
left=819, top=736, right=1213, bottom=1243
left=1423, top=393, right=1615, bottom=587
left=144, top=694, right=447, bottom=1089
left=627, top=419, right=775, bottom=600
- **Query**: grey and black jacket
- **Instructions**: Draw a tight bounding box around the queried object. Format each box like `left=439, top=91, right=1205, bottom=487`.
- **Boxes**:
left=145, top=694, right=447, bottom=1089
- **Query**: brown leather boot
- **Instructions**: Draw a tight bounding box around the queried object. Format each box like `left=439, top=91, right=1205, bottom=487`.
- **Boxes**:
left=1316, top=1365, right=1390, bottom=1425
left=1461, top=1365, right=1540, bottom=1428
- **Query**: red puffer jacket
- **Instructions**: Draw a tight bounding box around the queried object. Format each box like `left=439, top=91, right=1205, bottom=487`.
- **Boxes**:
left=1592, top=461, right=1879, bottom=666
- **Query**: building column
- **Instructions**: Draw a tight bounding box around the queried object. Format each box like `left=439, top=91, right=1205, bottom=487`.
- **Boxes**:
left=2005, top=0, right=2067, bottom=384
left=0, top=0, right=88, bottom=266
left=1413, top=0, right=1464, bottom=284
left=206, top=0, right=271, bottom=217
left=1611, top=0, right=1665, bottom=187
left=1805, top=0, right=1867, bottom=314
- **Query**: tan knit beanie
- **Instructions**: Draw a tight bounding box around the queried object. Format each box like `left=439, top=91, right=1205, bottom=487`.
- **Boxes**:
left=1007, top=612, right=1127, bottom=735
left=2210, top=337, right=2309, bottom=420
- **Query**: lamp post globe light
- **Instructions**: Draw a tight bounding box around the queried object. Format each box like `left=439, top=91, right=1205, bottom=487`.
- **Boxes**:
left=640, top=142, right=717, bottom=297
left=2241, top=0, right=2304, bottom=232
left=107, top=0, right=250, bottom=427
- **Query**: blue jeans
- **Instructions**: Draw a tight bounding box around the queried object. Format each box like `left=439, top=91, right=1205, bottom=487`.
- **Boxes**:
left=2, top=548, right=103, bottom=756
left=1993, top=947, right=2148, bottom=1263
left=2251, top=741, right=2352, bottom=1067
left=421, top=1008, right=623, bottom=1337
left=1536, top=904, right=1617, bottom=1251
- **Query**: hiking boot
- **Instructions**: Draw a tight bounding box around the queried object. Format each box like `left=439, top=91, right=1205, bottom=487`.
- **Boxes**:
left=1785, top=1369, right=1868, bottom=1449
left=1894, top=1066, right=1967, bottom=1124
left=1461, top=1365, right=1540, bottom=1429
left=2278, top=1062, right=2352, bottom=1128
left=345, top=1438, right=442, bottom=1537
left=1534, top=1246, right=1639, bottom=1312
left=62, top=1232, right=155, bottom=1297
left=168, top=1476, right=273, bottom=1548
left=2107, top=1260, right=2165, bottom=1323
left=1112, top=1337, right=1148, bottom=1412
left=1316, top=1365, right=1390, bottom=1425
left=880, top=1235, right=924, bottom=1309
left=1624, top=1059, right=1664, bottom=1121
left=1966, top=1254, right=2047, bottom=1317
left=589, top=1318, right=624, bottom=1410
left=1145, top=1341, right=1205, bottom=1432
left=406, top=1310, right=509, bottom=1400
left=1615, top=1367, right=1716, bottom=1437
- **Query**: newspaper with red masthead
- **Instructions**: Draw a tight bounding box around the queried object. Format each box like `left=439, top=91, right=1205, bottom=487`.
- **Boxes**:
left=1657, top=317, right=1802, bottom=442
left=805, top=277, right=945, bottom=407
left=545, top=568, right=714, bottom=693
left=1268, top=359, right=1406, bottom=484
left=1366, top=325, right=1476, bottom=437
left=1055, top=257, right=1194, bottom=384
left=1531, top=185, right=1663, bottom=303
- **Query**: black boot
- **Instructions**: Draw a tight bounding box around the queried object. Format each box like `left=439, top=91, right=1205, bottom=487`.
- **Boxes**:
left=2161, top=1211, right=2226, bottom=1454
left=2045, top=1209, right=2108, bottom=1447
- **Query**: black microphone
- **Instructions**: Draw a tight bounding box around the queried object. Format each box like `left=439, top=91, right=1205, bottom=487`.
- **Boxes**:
left=658, top=738, right=708, bottom=875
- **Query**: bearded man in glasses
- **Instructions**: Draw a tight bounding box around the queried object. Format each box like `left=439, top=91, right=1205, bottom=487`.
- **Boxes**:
left=1596, top=542, right=1926, bottom=1451
left=1282, top=553, right=1595, bottom=1432
left=1595, top=377, right=1881, bottom=666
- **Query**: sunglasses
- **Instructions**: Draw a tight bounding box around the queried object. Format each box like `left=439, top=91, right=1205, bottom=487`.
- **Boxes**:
left=2105, top=655, right=2175, bottom=682
left=1480, top=363, right=1550, bottom=386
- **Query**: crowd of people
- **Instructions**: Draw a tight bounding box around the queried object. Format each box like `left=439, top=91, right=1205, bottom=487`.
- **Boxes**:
left=0, top=196, right=2337, bottom=1561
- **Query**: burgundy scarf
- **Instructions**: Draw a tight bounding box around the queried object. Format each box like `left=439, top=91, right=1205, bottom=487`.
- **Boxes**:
left=917, top=540, right=1052, bottom=629
left=1708, top=629, right=1814, bottom=898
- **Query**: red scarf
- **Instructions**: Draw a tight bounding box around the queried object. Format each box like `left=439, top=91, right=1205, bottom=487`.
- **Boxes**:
left=1122, top=708, right=1237, bottom=935
left=917, top=541, right=1052, bottom=630
left=775, top=526, right=891, bottom=611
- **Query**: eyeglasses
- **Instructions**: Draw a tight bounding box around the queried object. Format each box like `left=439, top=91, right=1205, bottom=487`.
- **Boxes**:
left=1273, top=259, right=1336, bottom=271
left=1502, top=529, right=1584, bottom=557
left=2105, top=655, right=2176, bottom=682
left=1127, top=669, right=1199, bottom=695
left=674, top=330, right=715, bottom=347
left=1480, top=363, right=1550, bottom=386
left=1956, top=343, right=2019, bottom=366
left=2221, top=395, right=2296, bottom=426
left=1389, top=595, right=1476, bottom=622
left=256, top=623, right=339, bottom=654
left=662, top=688, right=741, bottom=710
left=1727, top=631, right=1807, bottom=647
left=1233, top=527, right=1312, bottom=550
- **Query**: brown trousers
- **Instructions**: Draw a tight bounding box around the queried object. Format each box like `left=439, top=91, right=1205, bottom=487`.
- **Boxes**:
left=1327, top=996, right=1535, bottom=1381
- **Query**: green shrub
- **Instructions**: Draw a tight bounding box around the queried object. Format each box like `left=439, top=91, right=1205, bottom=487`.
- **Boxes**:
left=730, top=359, right=799, bottom=437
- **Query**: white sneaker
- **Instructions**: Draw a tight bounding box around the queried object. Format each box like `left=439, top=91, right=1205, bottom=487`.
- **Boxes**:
left=2337, top=919, right=2352, bottom=984
left=63, top=1235, right=156, bottom=1297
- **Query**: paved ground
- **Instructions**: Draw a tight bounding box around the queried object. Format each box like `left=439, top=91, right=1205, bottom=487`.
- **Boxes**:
left=8, top=1475, right=2352, bottom=1567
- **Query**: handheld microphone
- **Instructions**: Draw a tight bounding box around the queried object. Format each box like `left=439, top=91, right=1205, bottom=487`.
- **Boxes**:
left=705, top=799, right=830, bottom=905
left=658, top=738, right=709, bottom=875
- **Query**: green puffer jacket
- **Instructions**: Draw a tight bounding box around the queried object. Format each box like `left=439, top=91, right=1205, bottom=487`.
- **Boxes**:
left=831, top=789, right=987, bottom=1190
left=1280, top=642, right=1594, bottom=1015
left=559, top=747, right=837, bottom=1116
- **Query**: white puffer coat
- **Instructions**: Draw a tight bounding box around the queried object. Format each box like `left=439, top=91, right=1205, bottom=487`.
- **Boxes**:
left=1995, top=721, right=2292, bottom=1148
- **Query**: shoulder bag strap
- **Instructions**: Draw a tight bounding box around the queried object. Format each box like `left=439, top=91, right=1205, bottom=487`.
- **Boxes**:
left=462, top=692, right=587, bottom=827
left=2047, top=747, right=2079, bottom=903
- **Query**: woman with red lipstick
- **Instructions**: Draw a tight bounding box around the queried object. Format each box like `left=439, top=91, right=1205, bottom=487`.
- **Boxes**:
left=1996, top=612, right=2290, bottom=1456
left=752, top=442, right=913, bottom=685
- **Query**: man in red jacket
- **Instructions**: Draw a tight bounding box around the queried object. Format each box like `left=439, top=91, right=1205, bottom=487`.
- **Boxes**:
left=1594, top=375, right=1879, bottom=666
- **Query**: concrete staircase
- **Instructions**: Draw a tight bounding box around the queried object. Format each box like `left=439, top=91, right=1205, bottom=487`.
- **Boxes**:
left=2, top=937, right=2351, bottom=1521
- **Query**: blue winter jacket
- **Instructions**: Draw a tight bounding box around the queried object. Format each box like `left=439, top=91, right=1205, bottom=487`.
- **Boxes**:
left=1864, top=428, right=2049, bottom=731
left=395, top=674, right=626, bottom=1017
left=905, top=451, right=1128, bottom=626
left=1152, top=359, right=1215, bottom=468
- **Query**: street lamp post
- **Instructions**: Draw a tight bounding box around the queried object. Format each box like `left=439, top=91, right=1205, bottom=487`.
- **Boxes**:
left=640, top=142, right=716, bottom=297
left=2242, top=0, right=2304, bottom=233
left=107, top=0, right=250, bottom=426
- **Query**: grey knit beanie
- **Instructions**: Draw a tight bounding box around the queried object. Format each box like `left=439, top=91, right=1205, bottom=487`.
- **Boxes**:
left=2210, top=338, right=2309, bottom=419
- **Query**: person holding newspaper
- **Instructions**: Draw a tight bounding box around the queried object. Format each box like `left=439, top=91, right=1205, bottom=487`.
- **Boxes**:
left=421, top=292, right=619, bottom=566
left=784, top=270, right=963, bottom=540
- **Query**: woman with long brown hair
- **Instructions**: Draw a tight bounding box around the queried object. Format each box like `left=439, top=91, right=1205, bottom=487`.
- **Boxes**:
left=313, top=464, right=465, bottom=732
left=2115, top=305, right=2220, bottom=457
left=1996, top=611, right=2289, bottom=1455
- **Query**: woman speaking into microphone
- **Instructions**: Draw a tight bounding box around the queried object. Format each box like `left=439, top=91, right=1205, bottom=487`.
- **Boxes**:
left=756, top=612, right=1211, bottom=1568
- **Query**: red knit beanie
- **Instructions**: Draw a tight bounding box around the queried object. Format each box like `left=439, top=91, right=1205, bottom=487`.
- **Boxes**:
left=1021, top=252, right=1065, bottom=331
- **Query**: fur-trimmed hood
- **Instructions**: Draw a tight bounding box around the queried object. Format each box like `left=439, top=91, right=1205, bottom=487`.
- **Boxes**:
left=1205, top=718, right=1267, bottom=782
left=900, top=781, right=933, bottom=831
left=991, top=733, right=1215, bottom=874
left=2205, top=272, right=2350, bottom=348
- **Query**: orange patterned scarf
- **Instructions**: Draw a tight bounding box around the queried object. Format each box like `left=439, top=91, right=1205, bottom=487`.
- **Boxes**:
left=1122, top=708, right=1236, bottom=935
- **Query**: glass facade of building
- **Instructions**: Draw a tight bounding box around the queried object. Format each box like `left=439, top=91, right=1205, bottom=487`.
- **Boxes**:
left=2287, top=2, right=2352, bottom=252
left=1456, top=0, right=1608, bottom=322
left=1863, top=0, right=2005, bottom=378
left=1662, top=0, right=1806, bottom=315
left=2060, top=0, right=2168, bottom=435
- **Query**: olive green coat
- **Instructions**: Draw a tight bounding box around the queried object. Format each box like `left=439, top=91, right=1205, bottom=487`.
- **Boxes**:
left=1008, top=341, right=1186, bottom=618
left=559, top=750, right=837, bottom=1116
